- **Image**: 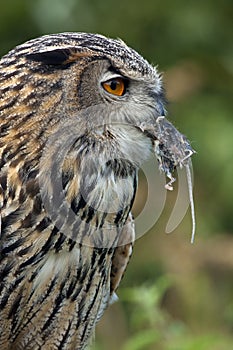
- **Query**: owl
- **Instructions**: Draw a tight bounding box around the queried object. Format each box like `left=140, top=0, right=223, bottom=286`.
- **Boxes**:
left=0, top=32, right=194, bottom=349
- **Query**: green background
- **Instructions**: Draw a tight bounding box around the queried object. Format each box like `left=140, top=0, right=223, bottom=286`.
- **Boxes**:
left=1, top=1, right=232, bottom=349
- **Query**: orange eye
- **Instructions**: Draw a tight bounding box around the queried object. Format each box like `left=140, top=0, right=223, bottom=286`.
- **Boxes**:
left=102, top=77, right=126, bottom=96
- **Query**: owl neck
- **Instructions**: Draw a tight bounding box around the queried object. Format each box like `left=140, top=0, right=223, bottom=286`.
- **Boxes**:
left=36, top=129, right=139, bottom=248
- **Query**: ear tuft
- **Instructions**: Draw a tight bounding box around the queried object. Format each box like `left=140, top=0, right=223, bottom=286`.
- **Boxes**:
left=26, top=48, right=72, bottom=65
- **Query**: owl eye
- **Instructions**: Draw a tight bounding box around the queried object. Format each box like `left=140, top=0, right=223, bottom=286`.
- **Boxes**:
left=102, top=77, right=126, bottom=96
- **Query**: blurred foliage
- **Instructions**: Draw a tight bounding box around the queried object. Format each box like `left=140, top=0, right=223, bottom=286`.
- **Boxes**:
left=0, top=1, right=233, bottom=349
left=96, top=278, right=233, bottom=350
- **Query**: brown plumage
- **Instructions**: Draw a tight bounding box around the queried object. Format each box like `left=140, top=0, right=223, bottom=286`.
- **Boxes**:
left=0, top=33, right=194, bottom=349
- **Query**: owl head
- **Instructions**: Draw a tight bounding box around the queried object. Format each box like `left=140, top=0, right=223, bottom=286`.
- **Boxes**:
left=1, top=32, right=165, bottom=139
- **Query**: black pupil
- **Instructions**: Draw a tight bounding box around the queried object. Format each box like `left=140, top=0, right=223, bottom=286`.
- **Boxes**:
left=110, top=79, right=118, bottom=90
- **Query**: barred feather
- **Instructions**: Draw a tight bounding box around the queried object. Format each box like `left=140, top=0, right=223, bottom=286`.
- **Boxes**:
left=0, top=32, right=161, bottom=349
